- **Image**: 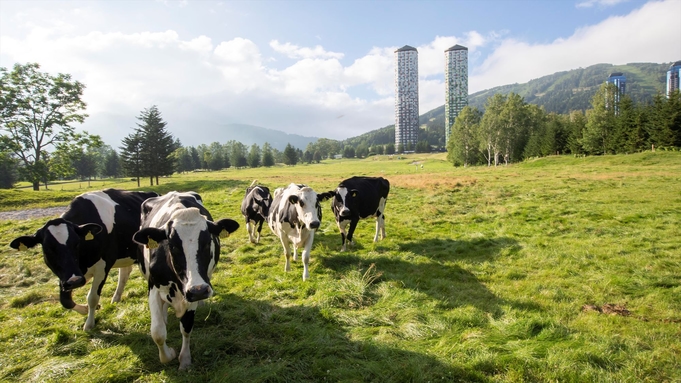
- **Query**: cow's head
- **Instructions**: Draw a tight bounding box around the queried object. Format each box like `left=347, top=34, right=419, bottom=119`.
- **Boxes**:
left=133, top=208, right=239, bottom=302
left=333, top=185, right=359, bottom=218
left=10, top=218, right=103, bottom=292
left=287, top=187, right=335, bottom=230
left=253, top=186, right=272, bottom=220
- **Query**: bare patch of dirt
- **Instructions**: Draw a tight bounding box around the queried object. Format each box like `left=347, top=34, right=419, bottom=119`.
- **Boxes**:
left=0, top=207, right=65, bottom=221
left=582, top=303, right=631, bottom=316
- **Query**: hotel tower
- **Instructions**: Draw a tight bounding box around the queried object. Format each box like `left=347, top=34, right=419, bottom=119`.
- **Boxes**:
left=394, top=45, right=419, bottom=151
left=444, top=44, right=468, bottom=144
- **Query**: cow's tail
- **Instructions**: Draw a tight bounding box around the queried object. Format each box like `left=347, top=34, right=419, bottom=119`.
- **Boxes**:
left=249, top=179, right=258, bottom=187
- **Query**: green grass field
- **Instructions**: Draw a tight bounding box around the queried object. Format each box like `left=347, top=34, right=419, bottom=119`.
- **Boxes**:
left=1, top=152, right=680, bottom=382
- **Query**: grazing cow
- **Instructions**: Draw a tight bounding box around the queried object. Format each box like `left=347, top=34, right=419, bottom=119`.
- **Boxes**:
left=9, top=189, right=159, bottom=330
left=241, top=180, right=272, bottom=244
left=331, top=176, right=390, bottom=251
left=268, top=184, right=335, bottom=281
left=132, top=191, right=239, bottom=370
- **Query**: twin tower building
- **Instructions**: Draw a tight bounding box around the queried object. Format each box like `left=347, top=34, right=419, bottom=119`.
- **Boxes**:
left=394, top=44, right=468, bottom=151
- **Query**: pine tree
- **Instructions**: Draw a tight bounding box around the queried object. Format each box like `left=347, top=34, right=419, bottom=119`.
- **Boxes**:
left=136, top=106, right=177, bottom=185
left=119, top=132, right=144, bottom=187
left=262, top=143, right=275, bottom=167
left=283, top=143, right=297, bottom=165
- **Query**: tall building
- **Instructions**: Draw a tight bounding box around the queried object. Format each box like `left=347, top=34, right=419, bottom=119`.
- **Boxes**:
left=444, top=45, right=468, bottom=145
left=394, top=45, right=419, bottom=151
left=606, top=72, right=626, bottom=115
left=667, top=61, right=681, bottom=96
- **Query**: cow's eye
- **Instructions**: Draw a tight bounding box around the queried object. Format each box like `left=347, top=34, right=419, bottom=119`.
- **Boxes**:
left=299, top=201, right=305, bottom=208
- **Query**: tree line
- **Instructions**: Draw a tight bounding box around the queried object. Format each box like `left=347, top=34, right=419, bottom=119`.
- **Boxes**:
left=447, top=83, right=681, bottom=167
left=3, top=62, right=679, bottom=190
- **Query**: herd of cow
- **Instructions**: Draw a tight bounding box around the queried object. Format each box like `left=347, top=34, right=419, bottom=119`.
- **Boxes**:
left=8, top=176, right=389, bottom=370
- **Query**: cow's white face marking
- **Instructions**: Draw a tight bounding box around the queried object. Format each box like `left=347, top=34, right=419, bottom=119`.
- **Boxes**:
left=169, top=208, right=209, bottom=289
left=281, top=186, right=320, bottom=230
left=336, top=187, right=351, bottom=216
left=82, top=191, right=118, bottom=233
left=47, top=224, right=70, bottom=245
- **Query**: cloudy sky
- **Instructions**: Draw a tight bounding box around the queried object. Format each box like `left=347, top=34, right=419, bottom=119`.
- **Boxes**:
left=1, top=0, right=680, bottom=148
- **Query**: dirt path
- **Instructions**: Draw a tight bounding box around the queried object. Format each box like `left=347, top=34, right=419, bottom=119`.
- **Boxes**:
left=0, top=207, right=66, bottom=221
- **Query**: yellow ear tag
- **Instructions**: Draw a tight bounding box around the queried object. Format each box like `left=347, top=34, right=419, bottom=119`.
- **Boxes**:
left=18, top=243, right=27, bottom=251
left=85, top=232, right=94, bottom=241
left=147, top=238, right=158, bottom=249
left=219, top=229, right=229, bottom=239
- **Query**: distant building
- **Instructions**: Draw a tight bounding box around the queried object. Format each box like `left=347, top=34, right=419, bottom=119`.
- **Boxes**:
left=606, top=72, right=626, bottom=115
left=394, top=45, right=419, bottom=151
left=444, top=45, right=468, bottom=145
left=667, top=61, right=681, bottom=96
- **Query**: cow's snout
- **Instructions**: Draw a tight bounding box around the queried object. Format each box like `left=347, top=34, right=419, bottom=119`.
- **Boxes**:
left=185, top=284, right=213, bottom=302
left=340, top=208, right=351, bottom=217
left=309, top=221, right=320, bottom=230
left=62, top=275, right=86, bottom=291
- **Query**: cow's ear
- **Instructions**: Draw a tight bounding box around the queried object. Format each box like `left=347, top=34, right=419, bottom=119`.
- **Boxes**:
left=288, top=195, right=299, bottom=205
left=10, top=235, right=41, bottom=251
left=317, top=191, right=335, bottom=202
left=209, top=218, right=240, bottom=238
left=76, top=223, right=103, bottom=241
left=133, top=228, right=167, bottom=249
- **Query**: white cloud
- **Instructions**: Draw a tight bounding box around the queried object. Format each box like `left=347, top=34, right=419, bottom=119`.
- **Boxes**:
left=576, top=0, right=629, bottom=8
left=269, top=40, right=344, bottom=60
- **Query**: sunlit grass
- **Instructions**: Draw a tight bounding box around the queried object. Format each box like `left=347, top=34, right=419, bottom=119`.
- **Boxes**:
left=1, top=151, right=680, bottom=382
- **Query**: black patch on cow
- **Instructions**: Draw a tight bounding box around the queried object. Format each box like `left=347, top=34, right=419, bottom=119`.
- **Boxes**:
left=180, top=309, right=195, bottom=334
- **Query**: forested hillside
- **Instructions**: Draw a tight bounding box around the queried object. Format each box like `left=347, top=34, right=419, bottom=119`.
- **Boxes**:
left=343, top=62, right=670, bottom=149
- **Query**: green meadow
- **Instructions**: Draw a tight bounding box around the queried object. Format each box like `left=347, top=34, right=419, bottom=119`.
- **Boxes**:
left=0, top=152, right=680, bottom=382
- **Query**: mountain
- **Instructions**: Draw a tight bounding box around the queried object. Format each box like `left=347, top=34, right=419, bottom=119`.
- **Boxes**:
left=217, top=123, right=319, bottom=151
left=343, top=62, right=671, bottom=148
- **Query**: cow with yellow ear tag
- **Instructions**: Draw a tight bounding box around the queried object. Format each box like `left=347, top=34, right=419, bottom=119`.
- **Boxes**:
left=132, top=191, right=239, bottom=370
left=9, top=189, right=159, bottom=331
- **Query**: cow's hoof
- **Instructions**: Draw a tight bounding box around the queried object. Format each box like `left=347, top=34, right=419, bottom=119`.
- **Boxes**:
left=160, top=347, right=177, bottom=364
left=83, top=321, right=95, bottom=331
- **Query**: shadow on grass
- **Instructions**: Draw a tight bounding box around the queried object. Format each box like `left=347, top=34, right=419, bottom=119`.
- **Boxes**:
left=89, top=295, right=486, bottom=383
left=320, top=252, right=503, bottom=315
left=398, top=237, right=521, bottom=264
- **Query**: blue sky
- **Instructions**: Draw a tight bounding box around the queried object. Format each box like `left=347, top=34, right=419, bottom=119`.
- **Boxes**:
left=1, top=0, right=680, bottom=148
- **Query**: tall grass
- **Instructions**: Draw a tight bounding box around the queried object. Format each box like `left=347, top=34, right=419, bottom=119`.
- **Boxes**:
left=1, top=152, right=680, bottom=382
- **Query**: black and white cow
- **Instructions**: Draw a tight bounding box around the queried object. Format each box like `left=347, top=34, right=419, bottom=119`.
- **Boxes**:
left=268, top=183, right=334, bottom=281
left=331, top=176, right=390, bottom=251
left=241, top=180, right=272, bottom=244
left=9, top=189, right=159, bottom=330
left=132, top=191, right=239, bottom=370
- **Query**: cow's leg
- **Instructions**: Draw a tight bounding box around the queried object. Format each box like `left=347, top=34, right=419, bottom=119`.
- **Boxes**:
left=379, top=213, right=386, bottom=240
left=246, top=219, right=255, bottom=243
left=279, top=235, right=292, bottom=272
left=59, top=289, right=88, bottom=315
left=111, top=265, right=132, bottom=303
left=83, top=268, right=108, bottom=331
left=149, top=289, right=177, bottom=364
left=178, top=305, right=197, bottom=370
left=255, top=219, right=264, bottom=244
left=338, top=220, right=349, bottom=252
left=346, top=219, right=359, bottom=249
left=293, top=243, right=298, bottom=261
left=301, top=231, right=315, bottom=281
